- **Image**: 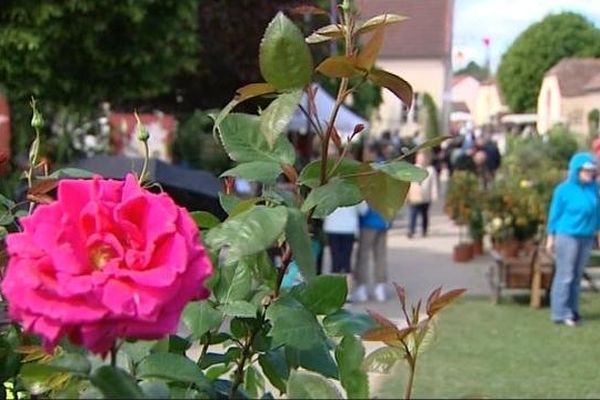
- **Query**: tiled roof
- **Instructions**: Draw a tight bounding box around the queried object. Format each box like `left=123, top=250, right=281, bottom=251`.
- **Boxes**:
left=355, top=0, right=453, bottom=59
left=584, top=72, right=600, bottom=92
left=545, top=58, right=600, bottom=97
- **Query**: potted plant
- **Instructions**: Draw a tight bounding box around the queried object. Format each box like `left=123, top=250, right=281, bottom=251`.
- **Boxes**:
left=468, top=208, right=485, bottom=255
left=445, top=171, right=480, bottom=262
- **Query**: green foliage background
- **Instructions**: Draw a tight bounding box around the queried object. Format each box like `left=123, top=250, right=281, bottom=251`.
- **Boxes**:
left=497, top=12, right=600, bottom=113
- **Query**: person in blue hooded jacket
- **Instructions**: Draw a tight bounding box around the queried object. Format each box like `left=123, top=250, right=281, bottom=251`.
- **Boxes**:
left=546, top=152, right=600, bottom=327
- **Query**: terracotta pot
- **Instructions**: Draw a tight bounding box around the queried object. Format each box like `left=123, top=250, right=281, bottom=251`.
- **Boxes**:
left=501, top=240, right=520, bottom=258
left=453, top=243, right=474, bottom=263
left=472, top=238, right=484, bottom=255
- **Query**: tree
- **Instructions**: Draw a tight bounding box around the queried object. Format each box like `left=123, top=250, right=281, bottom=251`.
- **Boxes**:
left=0, top=0, right=199, bottom=153
left=497, top=12, right=600, bottom=113
left=454, top=61, right=488, bottom=81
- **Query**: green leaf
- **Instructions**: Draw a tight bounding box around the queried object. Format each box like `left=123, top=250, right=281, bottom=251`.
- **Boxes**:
left=260, top=91, right=302, bottom=148
left=137, top=352, right=209, bottom=389
left=286, top=371, right=342, bottom=399
left=48, top=167, right=94, bottom=179
left=357, top=165, right=409, bottom=221
left=285, top=207, right=316, bottom=281
left=206, top=206, right=288, bottom=260
left=290, top=275, right=347, bottom=315
left=368, top=69, right=413, bottom=108
left=248, top=252, right=277, bottom=290
left=183, top=301, right=223, bottom=339
left=219, top=193, right=241, bottom=215
left=0, top=208, right=14, bottom=226
left=316, top=56, right=361, bottom=78
left=375, top=161, right=428, bottom=182
left=221, top=161, right=282, bottom=184
left=218, top=113, right=295, bottom=165
left=0, top=194, right=15, bottom=208
left=90, top=366, right=145, bottom=399
left=362, top=347, right=404, bottom=374
left=229, top=197, right=261, bottom=218
left=286, top=341, right=339, bottom=379
left=219, top=300, right=258, bottom=318
left=356, top=13, right=408, bottom=35
left=258, top=349, right=289, bottom=394
left=301, top=178, right=362, bottom=218
left=260, top=12, right=313, bottom=90
left=244, top=365, right=265, bottom=399
left=139, top=380, right=170, bottom=399
left=221, top=260, right=253, bottom=304
left=190, top=211, right=221, bottom=230
left=299, top=159, right=361, bottom=189
left=266, top=297, right=326, bottom=350
left=323, top=309, right=376, bottom=337
left=0, top=226, right=7, bottom=240
left=336, top=336, right=368, bottom=399
left=47, top=353, right=91, bottom=376
left=121, top=341, right=157, bottom=364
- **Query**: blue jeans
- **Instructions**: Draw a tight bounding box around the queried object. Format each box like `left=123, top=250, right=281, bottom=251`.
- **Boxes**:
left=551, top=234, right=594, bottom=321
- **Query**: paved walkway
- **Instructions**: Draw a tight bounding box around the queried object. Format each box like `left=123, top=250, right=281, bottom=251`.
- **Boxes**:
left=333, top=200, right=494, bottom=319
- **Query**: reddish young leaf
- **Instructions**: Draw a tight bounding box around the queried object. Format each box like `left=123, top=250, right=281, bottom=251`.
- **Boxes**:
left=356, top=25, right=385, bottom=71
left=362, top=326, right=401, bottom=342
left=235, top=83, right=277, bottom=102
left=330, top=126, right=342, bottom=151
left=426, top=286, right=443, bottom=316
left=383, top=326, right=415, bottom=348
left=355, top=14, right=408, bottom=35
left=368, top=69, right=413, bottom=108
left=428, top=288, right=467, bottom=317
left=316, top=56, right=360, bottom=78
left=392, top=282, right=407, bottom=306
left=26, top=193, right=54, bottom=205
left=28, top=179, right=59, bottom=196
left=367, top=309, right=397, bottom=329
left=281, top=164, right=298, bottom=184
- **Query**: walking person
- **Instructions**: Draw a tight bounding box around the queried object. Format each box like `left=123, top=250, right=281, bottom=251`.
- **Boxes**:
left=323, top=205, right=361, bottom=295
left=546, top=152, right=600, bottom=327
left=407, top=152, right=439, bottom=238
left=352, top=203, right=390, bottom=302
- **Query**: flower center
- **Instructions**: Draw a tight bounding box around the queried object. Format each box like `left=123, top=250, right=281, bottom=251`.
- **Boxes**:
left=89, top=244, right=115, bottom=270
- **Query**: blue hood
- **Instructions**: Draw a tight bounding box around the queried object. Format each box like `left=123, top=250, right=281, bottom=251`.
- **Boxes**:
left=568, top=152, right=597, bottom=184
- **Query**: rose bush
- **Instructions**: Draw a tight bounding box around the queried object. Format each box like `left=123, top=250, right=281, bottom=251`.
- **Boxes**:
left=1, top=174, right=212, bottom=354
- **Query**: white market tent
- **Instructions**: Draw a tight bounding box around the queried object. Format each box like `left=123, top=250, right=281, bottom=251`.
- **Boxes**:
left=287, top=84, right=369, bottom=139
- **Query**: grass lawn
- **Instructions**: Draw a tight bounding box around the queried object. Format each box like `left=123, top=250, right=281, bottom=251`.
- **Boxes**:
left=373, top=293, right=600, bottom=399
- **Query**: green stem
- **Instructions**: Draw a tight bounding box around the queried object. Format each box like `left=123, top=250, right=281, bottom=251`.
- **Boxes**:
left=229, top=310, right=266, bottom=400
left=319, top=4, right=353, bottom=186
left=404, top=355, right=416, bottom=400
left=110, top=344, right=117, bottom=368
left=139, top=140, right=150, bottom=185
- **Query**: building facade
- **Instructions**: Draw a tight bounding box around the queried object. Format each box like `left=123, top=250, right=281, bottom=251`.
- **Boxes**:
left=356, top=0, right=454, bottom=138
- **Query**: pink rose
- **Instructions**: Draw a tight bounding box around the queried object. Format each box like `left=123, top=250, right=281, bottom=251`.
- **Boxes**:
left=1, top=175, right=213, bottom=354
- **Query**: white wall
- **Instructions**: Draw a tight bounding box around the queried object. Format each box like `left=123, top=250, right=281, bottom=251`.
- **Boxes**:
left=452, top=76, right=480, bottom=114
left=536, top=75, right=562, bottom=134
left=370, top=58, right=447, bottom=137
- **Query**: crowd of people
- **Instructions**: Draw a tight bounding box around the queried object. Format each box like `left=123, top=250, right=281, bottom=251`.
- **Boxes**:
left=275, top=129, right=505, bottom=303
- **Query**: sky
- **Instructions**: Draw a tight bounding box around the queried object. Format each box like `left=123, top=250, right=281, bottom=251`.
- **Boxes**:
left=453, top=0, right=600, bottom=72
